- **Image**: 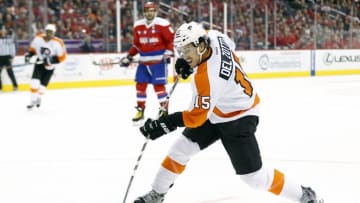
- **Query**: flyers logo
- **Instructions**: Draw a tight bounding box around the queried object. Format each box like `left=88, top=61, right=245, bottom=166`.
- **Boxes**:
left=40, top=47, right=51, bottom=56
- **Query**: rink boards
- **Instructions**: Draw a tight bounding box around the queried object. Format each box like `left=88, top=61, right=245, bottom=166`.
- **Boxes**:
left=1, top=49, right=360, bottom=91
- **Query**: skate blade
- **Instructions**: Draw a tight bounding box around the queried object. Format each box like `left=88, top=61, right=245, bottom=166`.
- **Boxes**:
left=27, top=104, right=41, bottom=110
left=318, top=197, right=324, bottom=203
left=132, top=119, right=144, bottom=126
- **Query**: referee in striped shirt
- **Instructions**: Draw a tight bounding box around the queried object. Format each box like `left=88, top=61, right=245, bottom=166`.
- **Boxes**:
left=0, top=26, right=18, bottom=91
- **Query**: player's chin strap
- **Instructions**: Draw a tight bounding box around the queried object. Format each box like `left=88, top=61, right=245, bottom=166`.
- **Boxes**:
left=122, top=77, right=179, bottom=203
left=196, top=46, right=207, bottom=64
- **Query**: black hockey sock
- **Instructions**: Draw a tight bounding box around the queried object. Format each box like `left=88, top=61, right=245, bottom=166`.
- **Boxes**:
left=6, top=68, right=18, bottom=87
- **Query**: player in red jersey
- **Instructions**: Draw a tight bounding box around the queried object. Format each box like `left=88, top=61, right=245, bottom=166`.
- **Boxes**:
left=120, top=1, right=175, bottom=123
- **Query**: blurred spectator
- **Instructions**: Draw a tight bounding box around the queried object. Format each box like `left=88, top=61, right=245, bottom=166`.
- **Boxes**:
left=4, top=0, right=360, bottom=51
left=79, top=34, right=95, bottom=53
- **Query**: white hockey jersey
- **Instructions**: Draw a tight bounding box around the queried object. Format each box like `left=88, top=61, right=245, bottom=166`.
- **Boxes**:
left=28, top=33, right=67, bottom=70
left=182, top=30, right=260, bottom=128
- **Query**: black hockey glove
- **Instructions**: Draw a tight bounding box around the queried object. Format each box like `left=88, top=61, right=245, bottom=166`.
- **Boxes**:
left=164, top=57, right=171, bottom=64
left=175, top=58, right=193, bottom=79
left=139, top=116, right=177, bottom=140
left=120, top=55, right=133, bottom=67
left=24, top=52, right=33, bottom=64
left=43, top=56, right=60, bottom=66
left=163, top=50, right=173, bottom=64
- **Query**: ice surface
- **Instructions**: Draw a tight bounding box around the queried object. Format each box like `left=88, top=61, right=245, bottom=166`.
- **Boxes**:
left=1, top=75, right=360, bottom=203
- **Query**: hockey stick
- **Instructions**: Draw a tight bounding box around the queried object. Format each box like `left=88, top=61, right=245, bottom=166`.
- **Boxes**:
left=12, top=63, right=35, bottom=67
left=92, top=57, right=139, bottom=66
left=92, top=57, right=140, bottom=70
left=13, top=59, right=48, bottom=68
left=92, top=56, right=173, bottom=69
left=122, top=77, right=179, bottom=203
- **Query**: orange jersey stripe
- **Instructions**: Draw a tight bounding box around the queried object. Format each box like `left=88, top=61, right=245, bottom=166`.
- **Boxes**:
left=57, top=52, right=67, bottom=62
left=30, top=88, right=38, bottom=93
left=182, top=61, right=211, bottom=128
left=53, top=36, right=65, bottom=46
left=213, top=94, right=260, bottom=118
left=29, top=47, right=36, bottom=54
left=161, top=156, right=186, bottom=174
left=268, top=169, right=285, bottom=195
left=53, top=37, right=67, bottom=62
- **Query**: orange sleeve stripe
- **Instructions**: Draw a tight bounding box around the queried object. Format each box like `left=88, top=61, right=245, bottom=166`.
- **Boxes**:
left=183, top=62, right=210, bottom=128
left=268, top=169, right=285, bottom=195
left=53, top=37, right=67, bottom=62
left=161, top=156, right=186, bottom=174
left=29, top=47, right=36, bottom=54
left=213, top=94, right=260, bottom=118
left=53, top=37, right=65, bottom=46
left=182, top=108, right=208, bottom=128
left=233, top=51, right=241, bottom=64
left=58, top=52, right=67, bottom=62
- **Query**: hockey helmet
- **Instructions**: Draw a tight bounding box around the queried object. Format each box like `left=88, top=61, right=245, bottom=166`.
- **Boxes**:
left=174, top=22, right=207, bottom=50
left=45, top=24, right=56, bottom=33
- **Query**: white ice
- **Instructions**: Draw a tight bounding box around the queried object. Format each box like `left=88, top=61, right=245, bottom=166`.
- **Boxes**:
left=1, top=75, right=360, bottom=203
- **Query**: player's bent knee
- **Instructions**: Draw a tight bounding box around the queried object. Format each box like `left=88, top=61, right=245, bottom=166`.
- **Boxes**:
left=153, top=84, right=166, bottom=92
left=239, top=166, right=273, bottom=190
left=167, top=135, right=200, bottom=165
left=136, top=83, right=147, bottom=91
left=30, top=79, right=40, bottom=89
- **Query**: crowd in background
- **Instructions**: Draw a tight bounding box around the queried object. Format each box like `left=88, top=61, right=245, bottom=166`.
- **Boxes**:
left=0, top=0, right=360, bottom=53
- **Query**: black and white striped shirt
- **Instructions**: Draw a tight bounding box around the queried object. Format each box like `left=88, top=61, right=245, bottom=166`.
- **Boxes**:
left=0, top=34, right=16, bottom=57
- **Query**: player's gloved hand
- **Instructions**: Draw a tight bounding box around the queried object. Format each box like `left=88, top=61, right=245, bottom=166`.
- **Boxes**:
left=175, top=58, right=193, bottom=79
left=24, top=52, right=32, bottom=64
left=163, top=50, right=173, bottom=64
left=120, top=55, right=133, bottom=67
left=164, top=56, right=171, bottom=64
left=139, top=117, right=177, bottom=140
left=43, top=56, right=52, bottom=66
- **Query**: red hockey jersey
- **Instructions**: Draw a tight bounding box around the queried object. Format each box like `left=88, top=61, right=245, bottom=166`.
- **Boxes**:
left=128, top=17, right=174, bottom=65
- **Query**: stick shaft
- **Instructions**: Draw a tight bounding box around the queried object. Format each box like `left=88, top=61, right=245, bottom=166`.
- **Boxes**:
left=122, top=78, right=179, bottom=203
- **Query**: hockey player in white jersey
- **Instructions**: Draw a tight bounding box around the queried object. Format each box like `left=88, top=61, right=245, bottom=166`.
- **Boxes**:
left=135, top=22, right=323, bottom=203
left=25, top=24, right=67, bottom=109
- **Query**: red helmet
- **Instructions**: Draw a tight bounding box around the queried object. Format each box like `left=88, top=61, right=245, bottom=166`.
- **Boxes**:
left=144, top=1, right=157, bottom=11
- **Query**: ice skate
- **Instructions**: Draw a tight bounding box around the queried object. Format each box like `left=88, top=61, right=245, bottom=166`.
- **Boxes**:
left=300, top=186, right=323, bottom=203
left=26, top=98, right=41, bottom=109
left=133, top=190, right=165, bottom=203
left=132, top=106, right=145, bottom=126
left=35, top=98, right=41, bottom=108
left=26, top=100, right=37, bottom=109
